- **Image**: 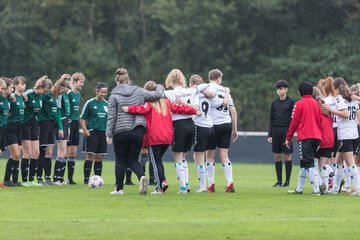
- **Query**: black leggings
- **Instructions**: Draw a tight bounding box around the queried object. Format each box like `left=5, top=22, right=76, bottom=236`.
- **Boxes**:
left=113, top=126, right=145, bottom=190
left=148, top=144, right=169, bottom=190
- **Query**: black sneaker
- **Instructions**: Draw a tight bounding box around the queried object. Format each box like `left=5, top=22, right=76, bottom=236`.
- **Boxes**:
left=13, top=181, right=23, bottom=187
left=3, top=180, right=16, bottom=187
left=125, top=181, right=135, bottom=186
left=67, top=180, right=77, bottom=185
left=273, top=182, right=282, bottom=187
left=282, top=182, right=289, bottom=187
left=149, top=177, right=156, bottom=185
left=45, top=179, right=53, bottom=185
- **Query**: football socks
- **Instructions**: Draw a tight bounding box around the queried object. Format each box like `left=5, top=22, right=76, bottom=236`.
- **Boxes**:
left=223, top=162, right=233, bottom=186
left=206, top=162, right=215, bottom=185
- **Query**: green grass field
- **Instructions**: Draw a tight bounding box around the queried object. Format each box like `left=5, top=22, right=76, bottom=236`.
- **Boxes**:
left=1, top=160, right=360, bottom=240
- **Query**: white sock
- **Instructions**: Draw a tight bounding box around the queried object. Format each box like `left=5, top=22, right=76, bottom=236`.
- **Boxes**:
left=196, top=165, right=206, bottom=190
left=319, top=166, right=329, bottom=191
left=315, top=168, right=323, bottom=185
left=206, top=162, right=215, bottom=186
left=222, top=162, right=233, bottom=186
left=308, top=167, right=320, bottom=193
left=296, top=168, right=307, bottom=192
left=331, top=163, right=337, bottom=172
left=344, top=166, right=351, bottom=188
left=357, top=166, right=360, bottom=174
left=175, top=162, right=186, bottom=191
left=349, top=165, right=360, bottom=192
left=332, top=164, right=344, bottom=192
left=182, top=160, right=189, bottom=188
left=326, top=164, right=334, bottom=174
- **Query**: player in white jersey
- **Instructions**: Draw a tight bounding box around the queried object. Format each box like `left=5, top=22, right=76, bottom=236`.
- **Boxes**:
left=187, top=74, right=227, bottom=192
left=349, top=84, right=360, bottom=176
left=206, top=69, right=238, bottom=193
left=164, top=69, right=214, bottom=193
left=326, top=77, right=360, bottom=195
left=317, top=77, right=337, bottom=190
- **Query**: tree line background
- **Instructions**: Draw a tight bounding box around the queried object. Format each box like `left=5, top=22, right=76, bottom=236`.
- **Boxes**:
left=0, top=0, right=359, bottom=131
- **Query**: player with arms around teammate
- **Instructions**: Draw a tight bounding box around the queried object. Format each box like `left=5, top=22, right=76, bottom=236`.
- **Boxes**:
left=188, top=74, right=228, bottom=192
left=206, top=69, right=238, bottom=193
left=122, top=80, right=200, bottom=194
left=0, top=78, right=13, bottom=162
left=66, top=72, right=85, bottom=184
left=267, top=80, right=295, bottom=187
left=80, top=82, right=108, bottom=184
left=52, top=74, right=73, bottom=185
left=325, top=78, right=360, bottom=195
left=3, top=76, right=26, bottom=187
left=106, top=68, right=164, bottom=195
left=164, top=69, right=213, bottom=193
left=36, top=75, right=69, bottom=185
left=21, top=76, right=52, bottom=186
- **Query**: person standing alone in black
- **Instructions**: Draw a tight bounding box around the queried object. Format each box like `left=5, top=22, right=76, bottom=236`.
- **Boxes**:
left=267, top=80, right=295, bottom=187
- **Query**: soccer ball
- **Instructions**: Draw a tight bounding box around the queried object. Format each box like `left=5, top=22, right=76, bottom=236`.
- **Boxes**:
left=88, top=175, right=104, bottom=189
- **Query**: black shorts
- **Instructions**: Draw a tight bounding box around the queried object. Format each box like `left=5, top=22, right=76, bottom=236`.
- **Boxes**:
left=67, top=120, right=80, bottom=146
left=332, top=127, right=338, bottom=157
left=4, top=122, right=23, bottom=146
left=38, top=120, right=56, bottom=146
left=172, top=118, right=195, bottom=153
left=82, top=130, right=107, bottom=155
left=56, top=118, right=70, bottom=141
left=315, top=148, right=332, bottom=159
left=355, top=126, right=360, bottom=155
left=22, top=118, right=40, bottom=141
left=207, top=123, right=232, bottom=150
left=337, top=139, right=359, bottom=153
left=0, top=126, right=6, bottom=151
left=271, top=126, right=293, bottom=154
left=193, top=126, right=214, bottom=152
left=298, top=138, right=320, bottom=163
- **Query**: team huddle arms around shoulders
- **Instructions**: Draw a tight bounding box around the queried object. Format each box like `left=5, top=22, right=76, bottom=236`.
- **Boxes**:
left=268, top=76, right=360, bottom=196
left=0, top=67, right=239, bottom=195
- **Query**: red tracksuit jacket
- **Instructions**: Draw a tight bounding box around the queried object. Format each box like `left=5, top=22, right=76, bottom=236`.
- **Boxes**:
left=286, top=95, right=322, bottom=142
left=320, top=113, right=334, bottom=149
left=128, top=99, right=197, bottom=147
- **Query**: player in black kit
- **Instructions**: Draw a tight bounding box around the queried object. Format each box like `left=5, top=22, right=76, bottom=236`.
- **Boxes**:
left=267, top=80, right=295, bottom=187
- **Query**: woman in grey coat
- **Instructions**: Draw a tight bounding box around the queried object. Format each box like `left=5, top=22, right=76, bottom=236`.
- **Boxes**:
left=106, top=68, right=164, bottom=195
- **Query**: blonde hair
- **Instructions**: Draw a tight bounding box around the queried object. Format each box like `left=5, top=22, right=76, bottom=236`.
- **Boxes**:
left=350, top=84, right=360, bottom=97
left=165, top=69, right=186, bottom=88
left=2, top=77, right=13, bottom=87
left=321, top=76, right=336, bottom=97
left=0, top=78, right=6, bottom=89
left=115, top=68, right=130, bottom=84
left=71, top=72, right=85, bottom=82
left=312, top=87, right=329, bottom=116
left=144, top=80, right=168, bottom=116
left=51, top=74, right=71, bottom=96
left=34, top=76, right=52, bottom=90
left=189, top=74, right=203, bottom=86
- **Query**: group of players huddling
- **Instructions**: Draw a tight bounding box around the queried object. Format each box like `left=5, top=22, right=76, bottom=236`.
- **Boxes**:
left=268, top=77, right=360, bottom=196
left=0, top=68, right=238, bottom=195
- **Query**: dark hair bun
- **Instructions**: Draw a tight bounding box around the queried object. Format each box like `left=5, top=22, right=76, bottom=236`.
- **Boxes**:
left=116, top=68, right=127, bottom=75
